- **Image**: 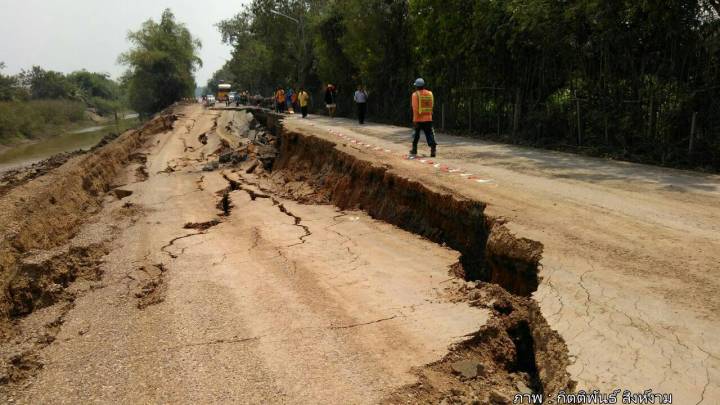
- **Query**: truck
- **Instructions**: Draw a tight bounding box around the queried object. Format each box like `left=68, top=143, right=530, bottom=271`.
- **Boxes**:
left=217, top=83, right=232, bottom=104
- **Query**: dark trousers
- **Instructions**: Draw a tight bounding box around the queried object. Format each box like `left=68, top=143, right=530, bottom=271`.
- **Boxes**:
left=301, top=106, right=308, bottom=118
left=413, top=121, right=437, bottom=147
left=357, top=102, right=367, bottom=124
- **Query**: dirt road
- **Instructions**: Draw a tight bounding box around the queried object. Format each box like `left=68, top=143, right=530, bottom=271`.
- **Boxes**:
left=1, top=105, right=493, bottom=403
left=2, top=104, right=717, bottom=404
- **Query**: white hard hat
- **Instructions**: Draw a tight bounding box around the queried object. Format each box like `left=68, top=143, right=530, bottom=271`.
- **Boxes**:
left=414, top=78, right=426, bottom=87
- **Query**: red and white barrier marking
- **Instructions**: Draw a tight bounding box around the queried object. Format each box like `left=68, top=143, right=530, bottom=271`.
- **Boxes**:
left=315, top=123, right=496, bottom=186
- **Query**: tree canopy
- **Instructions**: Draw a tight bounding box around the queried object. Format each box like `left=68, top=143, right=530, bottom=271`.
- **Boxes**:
left=0, top=62, right=22, bottom=102
left=119, top=9, right=202, bottom=116
left=0, top=63, right=122, bottom=114
left=214, top=0, right=720, bottom=170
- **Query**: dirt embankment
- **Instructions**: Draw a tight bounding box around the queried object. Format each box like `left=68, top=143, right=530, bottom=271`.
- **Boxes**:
left=0, top=113, right=176, bottom=327
left=234, top=109, right=575, bottom=402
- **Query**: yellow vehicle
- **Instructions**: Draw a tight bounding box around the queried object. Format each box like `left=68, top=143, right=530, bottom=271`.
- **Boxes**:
left=217, top=83, right=232, bottom=103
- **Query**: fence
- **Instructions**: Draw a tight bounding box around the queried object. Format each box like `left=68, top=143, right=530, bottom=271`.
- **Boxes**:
left=257, top=84, right=719, bottom=170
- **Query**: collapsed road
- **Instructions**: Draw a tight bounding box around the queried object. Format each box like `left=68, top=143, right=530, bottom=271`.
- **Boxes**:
left=0, top=103, right=717, bottom=404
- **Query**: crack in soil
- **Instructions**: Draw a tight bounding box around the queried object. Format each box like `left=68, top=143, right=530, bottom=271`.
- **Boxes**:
left=221, top=174, right=312, bottom=246
left=328, top=315, right=398, bottom=330
left=183, top=219, right=221, bottom=231
left=184, top=118, right=197, bottom=134
left=131, top=263, right=168, bottom=309
left=160, top=232, right=206, bottom=259
left=240, top=109, right=575, bottom=402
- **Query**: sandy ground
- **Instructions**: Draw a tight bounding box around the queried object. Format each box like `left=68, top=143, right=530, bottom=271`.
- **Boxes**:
left=5, top=105, right=489, bottom=403
left=282, top=113, right=720, bottom=403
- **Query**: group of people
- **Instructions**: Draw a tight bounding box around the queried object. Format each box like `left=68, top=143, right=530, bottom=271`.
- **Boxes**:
left=230, top=90, right=251, bottom=106
left=274, top=87, right=311, bottom=117
left=274, top=84, right=365, bottom=122
left=273, top=78, right=437, bottom=157
left=321, top=83, right=367, bottom=124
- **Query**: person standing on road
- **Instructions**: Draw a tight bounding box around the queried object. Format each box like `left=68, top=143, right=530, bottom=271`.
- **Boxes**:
left=286, top=87, right=295, bottom=114
left=325, top=84, right=337, bottom=118
left=298, top=88, right=310, bottom=118
left=291, top=88, right=299, bottom=113
left=410, top=78, right=437, bottom=157
left=354, top=85, right=368, bottom=124
left=275, top=87, right=286, bottom=113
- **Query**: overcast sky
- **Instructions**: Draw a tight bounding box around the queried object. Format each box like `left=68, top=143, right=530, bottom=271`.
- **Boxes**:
left=0, top=0, right=247, bottom=85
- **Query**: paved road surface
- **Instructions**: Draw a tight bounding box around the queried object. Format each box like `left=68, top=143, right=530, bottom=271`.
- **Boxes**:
left=283, top=113, right=720, bottom=403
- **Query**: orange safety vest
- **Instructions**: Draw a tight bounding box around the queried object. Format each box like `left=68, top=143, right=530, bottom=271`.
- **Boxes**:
left=412, top=89, right=434, bottom=122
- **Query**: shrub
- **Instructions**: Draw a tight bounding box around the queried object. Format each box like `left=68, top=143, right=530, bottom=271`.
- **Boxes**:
left=0, top=99, right=87, bottom=142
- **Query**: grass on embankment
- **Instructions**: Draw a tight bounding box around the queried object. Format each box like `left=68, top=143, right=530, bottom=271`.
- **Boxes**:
left=0, top=100, right=97, bottom=145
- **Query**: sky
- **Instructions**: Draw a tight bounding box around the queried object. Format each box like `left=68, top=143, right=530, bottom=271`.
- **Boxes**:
left=0, top=0, right=247, bottom=85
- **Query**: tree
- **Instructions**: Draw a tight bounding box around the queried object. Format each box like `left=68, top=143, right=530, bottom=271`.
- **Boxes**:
left=217, top=1, right=306, bottom=94
left=19, top=66, right=78, bottom=100
left=119, top=9, right=202, bottom=116
left=0, top=62, right=21, bottom=101
left=67, top=70, right=119, bottom=100
left=215, top=0, right=720, bottom=170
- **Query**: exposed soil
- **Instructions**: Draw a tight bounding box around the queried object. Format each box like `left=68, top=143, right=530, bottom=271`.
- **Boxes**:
left=0, top=151, right=84, bottom=198
left=130, top=263, right=168, bottom=309
left=223, top=108, right=574, bottom=400
left=282, top=114, right=720, bottom=403
left=254, top=110, right=543, bottom=297
left=183, top=219, right=221, bottom=230
left=2, top=104, right=713, bottom=403
left=385, top=281, right=575, bottom=404
left=8, top=244, right=108, bottom=318
left=0, top=111, right=175, bottom=391
left=0, top=112, right=175, bottom=328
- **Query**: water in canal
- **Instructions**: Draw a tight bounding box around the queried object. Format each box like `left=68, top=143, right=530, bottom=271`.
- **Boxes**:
left=0, top=115, right=139, bottom=172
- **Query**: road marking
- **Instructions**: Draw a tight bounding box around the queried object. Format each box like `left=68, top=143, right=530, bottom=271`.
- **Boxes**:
left=321, top=124, right=498, bottom=188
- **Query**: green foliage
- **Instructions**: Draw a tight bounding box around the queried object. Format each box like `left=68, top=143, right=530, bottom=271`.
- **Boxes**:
left=217, top=1, right=304, bottom=94
left=0, top=62, right=23, bottom=101
left=19, top=66, right=79, bottom=100
left=119, top=9, right=202, bottom=116
left=88, top=97, right=123, bottom=116
left=1, top=64, right=124, bottom=113
left=0, top=63, right=126, bottom=143
left=206, top=63, right=235, bottom=95
left=0, top=100, right=86, bottom=142
left=215, top=0, right=720, bottom=169
left=67, top=70, right=119, bottom=100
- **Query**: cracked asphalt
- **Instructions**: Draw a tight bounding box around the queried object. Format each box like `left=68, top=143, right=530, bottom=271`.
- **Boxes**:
left=7, top=105, right=489, bottom=404
left=283, top=113, right=720, bottom=403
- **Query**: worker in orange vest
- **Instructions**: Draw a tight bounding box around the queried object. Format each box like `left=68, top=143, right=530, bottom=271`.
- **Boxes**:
left=275, top=87, right=286, bottom=113
left=410, top=78, right=437, bottom=157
